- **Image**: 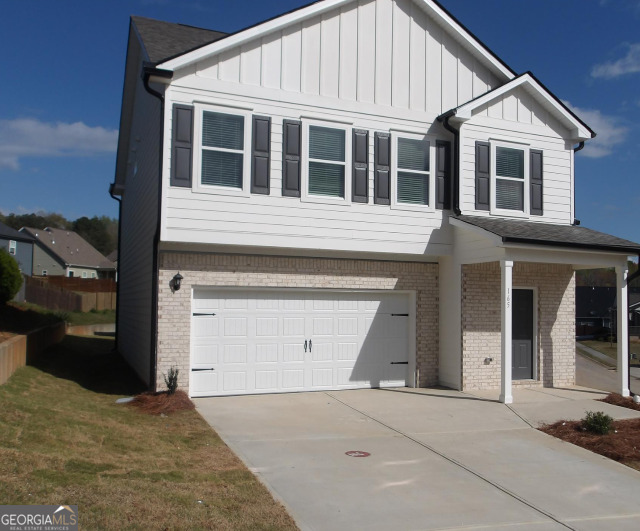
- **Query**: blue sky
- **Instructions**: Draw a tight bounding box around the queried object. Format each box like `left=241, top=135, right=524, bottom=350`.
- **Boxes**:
left=1, top=0, right=638, bottom=242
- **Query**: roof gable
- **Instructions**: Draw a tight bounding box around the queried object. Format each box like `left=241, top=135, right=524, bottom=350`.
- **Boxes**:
left=156, top=0, right=515, bottom=82
left=444, top=72, right=595, bottom=141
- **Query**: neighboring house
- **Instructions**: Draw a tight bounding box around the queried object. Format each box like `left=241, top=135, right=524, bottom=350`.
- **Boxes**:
left=111, top=0, right=640, bottom=402
left=20, top=227, right=116, bottom=279
left=107, top=250, right=118, bottom=281
left=0, top=221, right=34, bottom=275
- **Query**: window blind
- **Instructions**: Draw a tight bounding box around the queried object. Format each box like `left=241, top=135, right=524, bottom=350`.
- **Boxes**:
left=203, top=112, right=244, bottom=150
left=397, top=171, right=428, bottom=205
left=496, top=147, right=524, bottom=179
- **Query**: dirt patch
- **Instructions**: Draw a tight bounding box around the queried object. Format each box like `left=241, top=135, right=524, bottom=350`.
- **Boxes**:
left=129, top=390, right=195, bottom=415
left=599, top=393, right=640, bottom=412
left=541, top=418, right=640, bottom=469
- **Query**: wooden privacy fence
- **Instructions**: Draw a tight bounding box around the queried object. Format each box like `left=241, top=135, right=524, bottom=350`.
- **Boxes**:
left=25, top=276, right=117, bottom=312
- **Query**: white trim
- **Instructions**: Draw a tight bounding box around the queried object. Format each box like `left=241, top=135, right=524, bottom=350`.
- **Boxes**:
left=616, top=266, right=630, bottom=397
left=391, top=132, right=436, bottom=212
left=452, top=74, right=592, bottom=141
left=490, top=139, right=530, bottom=218
left=8, top=240, right=16, bottom=255
left=191, top=103, right=252, bottom=197
left=301, top=119, right=352, bottom=205
left=500, top=260, right=513, bottom=404
left=158, top=0, right=514, bottom=81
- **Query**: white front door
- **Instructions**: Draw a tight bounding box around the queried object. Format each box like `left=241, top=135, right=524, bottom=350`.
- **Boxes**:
left=190, top=289, right=411, bottom=397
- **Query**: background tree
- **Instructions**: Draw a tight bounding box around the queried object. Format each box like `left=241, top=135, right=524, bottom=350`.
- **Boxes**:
left=0, top=249, right=23, bottom=304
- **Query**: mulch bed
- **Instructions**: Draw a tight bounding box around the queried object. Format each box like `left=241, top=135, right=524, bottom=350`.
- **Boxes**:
left=540, top=418, right=640, bottom=465
left=598, top=392, right=640, bottom=411
left=129, top=390, right=195, bottom=415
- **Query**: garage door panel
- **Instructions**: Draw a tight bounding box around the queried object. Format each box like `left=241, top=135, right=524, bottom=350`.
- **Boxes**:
left=193, top=344, right=218, bottom=365
left=256, top=344, right=278, bottom=363
left=193, top=316, right=219, bottom=338
left=191, top=289, right=411, bottom=396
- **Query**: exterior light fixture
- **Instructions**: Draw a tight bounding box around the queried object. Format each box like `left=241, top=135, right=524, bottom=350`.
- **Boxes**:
left=171, top=272, right=183, bottom=292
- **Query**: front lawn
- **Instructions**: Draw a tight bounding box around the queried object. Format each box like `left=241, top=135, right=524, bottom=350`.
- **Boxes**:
left=0, top=335, right=297, bottom=530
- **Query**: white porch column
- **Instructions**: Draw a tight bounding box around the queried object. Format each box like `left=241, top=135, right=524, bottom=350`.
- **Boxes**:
left=616, top=265, right=630, bottom=397
left=500, top=260, right=514, bottom=404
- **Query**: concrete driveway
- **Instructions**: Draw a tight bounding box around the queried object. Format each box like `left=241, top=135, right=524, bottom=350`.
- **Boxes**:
left=196, top=388, right=640, bottom=531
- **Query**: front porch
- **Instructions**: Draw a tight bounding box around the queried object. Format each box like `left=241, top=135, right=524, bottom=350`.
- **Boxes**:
left=440, top=215, right=638, bottom=403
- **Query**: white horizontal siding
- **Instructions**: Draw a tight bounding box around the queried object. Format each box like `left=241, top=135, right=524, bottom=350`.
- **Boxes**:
left=459, top=85, right=573, bottom=225
left=163, top=88, right=453, bottom=257
left=194, top=0, right=500, bottom=115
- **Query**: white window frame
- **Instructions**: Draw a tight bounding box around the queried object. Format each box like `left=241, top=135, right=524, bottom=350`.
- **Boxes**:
left=490, top=139, right=530, bottom=218
left=42, top=270, right=48, bottom=277
left=301, top=119, right=352, bottom=205
left=91, top=272, right=97, bottom=278
left=192, top=103, right=252, bottom=197
left=391, top=132, right=436, bottom=212
left=82, top=271, right=88, bottom=278
left=8, top=240, right=17, bottom=255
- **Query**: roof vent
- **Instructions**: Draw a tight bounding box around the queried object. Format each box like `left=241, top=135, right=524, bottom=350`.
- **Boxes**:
left=52, top=240, right=55, bottom=244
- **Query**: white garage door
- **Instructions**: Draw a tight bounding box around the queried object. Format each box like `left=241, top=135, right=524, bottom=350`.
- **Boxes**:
left=190, top=289, right=411, bottom=397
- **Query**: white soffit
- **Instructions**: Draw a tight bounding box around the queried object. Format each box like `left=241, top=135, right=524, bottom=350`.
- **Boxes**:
left=157, top=0, right=515, bottom=81
left=452, top=73, right=593, bottom=140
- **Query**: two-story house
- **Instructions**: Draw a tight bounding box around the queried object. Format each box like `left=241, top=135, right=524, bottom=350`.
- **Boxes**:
left=0, top=221, right=34, bottom=275
left=111, top=0, right=640, bottom=402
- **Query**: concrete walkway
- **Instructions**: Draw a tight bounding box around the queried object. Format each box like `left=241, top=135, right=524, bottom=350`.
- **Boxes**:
left=196, top=388, right=640, bottom=531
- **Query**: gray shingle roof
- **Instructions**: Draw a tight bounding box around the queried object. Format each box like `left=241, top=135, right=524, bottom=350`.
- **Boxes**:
left=21, top=227, right=116, bottom=270
left=0, top=221, right=34, bottom=243
left=131, top=16, right=227, bottom=65
left=455, top=215, right=640, bottom=254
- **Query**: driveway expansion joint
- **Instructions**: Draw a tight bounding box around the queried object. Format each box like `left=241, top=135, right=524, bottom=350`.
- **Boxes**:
left=325, top=391, right=578, bottom=531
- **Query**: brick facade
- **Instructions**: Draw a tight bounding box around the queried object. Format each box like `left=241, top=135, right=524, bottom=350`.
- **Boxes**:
left=156, top=252, right=439, bottom=391
left=461, top=262, right=575, bottom=390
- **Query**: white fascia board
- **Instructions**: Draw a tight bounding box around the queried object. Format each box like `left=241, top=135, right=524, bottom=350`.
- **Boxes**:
left=449, top=217, right=503, bottom=246
left=419, top=0, right=513, bottom=81
left=159, top=0, right=353, bottom=71
left=159, top=0, right=515, bottom=81
left=453, top=74, right=592, bottom=141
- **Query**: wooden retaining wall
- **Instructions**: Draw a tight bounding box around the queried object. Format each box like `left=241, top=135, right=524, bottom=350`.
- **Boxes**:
left=0, top=321, right=67, bottom=385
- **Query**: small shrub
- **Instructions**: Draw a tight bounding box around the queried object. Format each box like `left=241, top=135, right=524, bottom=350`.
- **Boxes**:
left=54, top=310, right=71, bottom=323
left=164, top=366, right=179, bottom=395
left=0, top=249, right=23, bottom=304
left=582, top=411, right=613, bottom=435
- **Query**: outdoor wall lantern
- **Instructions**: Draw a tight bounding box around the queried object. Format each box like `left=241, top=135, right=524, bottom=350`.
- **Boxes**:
left=171, top=272, right=183, bottom=292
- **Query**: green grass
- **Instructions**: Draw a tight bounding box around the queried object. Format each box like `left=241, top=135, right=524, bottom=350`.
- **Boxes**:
left=0, top=335, right=297, bottom=530
left=7, top=302, right=115, bottom=326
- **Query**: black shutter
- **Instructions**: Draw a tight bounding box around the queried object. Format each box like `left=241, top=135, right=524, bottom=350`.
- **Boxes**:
left=282, top=119, right=301, bottom=197
left=171, top=105, right=193, bottom=188
left=530, top=149, right=543, bottom=216
left=436, top=140, right=451, bottom=210
left=475, top=141, right=490, bottom=211
left=251, top=115, right=271, bottom=195
left=352, top=129, right=369, bottom=203
left=374, top=132, right=390, bottom=205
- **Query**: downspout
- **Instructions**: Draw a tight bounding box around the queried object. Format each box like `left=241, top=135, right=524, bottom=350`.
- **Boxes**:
left=626, top=258, right=640, bottom=397
left=438, top=111, right=461, bottom=216
left=108, top=184, right=121, bottom=348
left=142, top=64, right=172, bottom=391
left=572, top=141, right=585, bottom=226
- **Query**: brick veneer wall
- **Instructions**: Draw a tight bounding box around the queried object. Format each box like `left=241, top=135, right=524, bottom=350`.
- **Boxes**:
left=461, top=262, right=575, bottom=390
left=156, top=252, right=439, bottom=391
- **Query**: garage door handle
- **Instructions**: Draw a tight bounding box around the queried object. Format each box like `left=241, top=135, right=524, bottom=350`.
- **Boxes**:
left=192, top=368, right=215, bottom=371
left=309, top=339, right=312, bottom=352
left=193, top=313, right=216, bottom=316
left=304, top=340, right=308, bottom=352
left=390, top=362, right=408, bottom=365
left=391, top=313, right=409, bottom=317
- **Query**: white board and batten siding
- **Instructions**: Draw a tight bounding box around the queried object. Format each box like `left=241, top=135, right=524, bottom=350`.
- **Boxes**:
left=190, top=289, right=413, bottom=397
left=159, top=0, right=510, bottom=257
left=459, top=86, right=574, bottom=225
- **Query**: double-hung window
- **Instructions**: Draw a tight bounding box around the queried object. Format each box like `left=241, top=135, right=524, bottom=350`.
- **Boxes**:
left=9, top=240, right=16, bottom=255
left=194, top=105, right=251, bottom=195
left=491, top=141, right=529, bottom=215
left=392, top=134, right=434, bottom=209
left=306, top=125, right=348, bottom=199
